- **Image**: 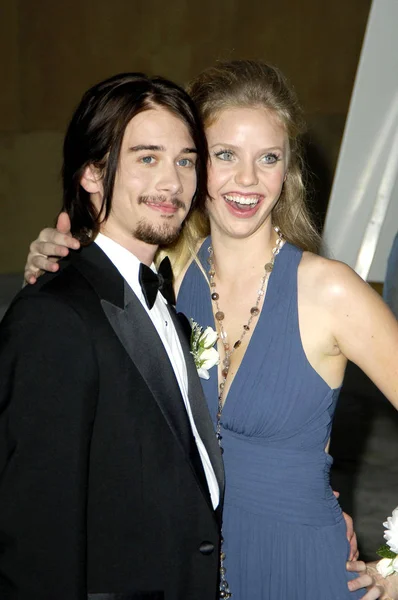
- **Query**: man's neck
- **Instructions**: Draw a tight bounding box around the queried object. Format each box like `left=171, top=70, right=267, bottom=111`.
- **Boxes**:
left=98, top=228, right=157, bottom=266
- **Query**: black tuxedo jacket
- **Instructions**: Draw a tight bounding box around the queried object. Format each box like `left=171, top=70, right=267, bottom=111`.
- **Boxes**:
left=0, top=243, right=224, bottom=600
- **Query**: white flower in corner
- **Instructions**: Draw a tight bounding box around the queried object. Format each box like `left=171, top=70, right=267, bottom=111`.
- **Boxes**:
left=190, top=321, right=220, bottom=380
left=376, top=557, right=396, bottom=578
left=376, top=506, right=398, bottom=577
left=384, top=506, right=398, bottom=554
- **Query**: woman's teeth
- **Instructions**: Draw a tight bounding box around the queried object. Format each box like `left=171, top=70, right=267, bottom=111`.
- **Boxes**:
left=224, top=194, right=260, bottom=207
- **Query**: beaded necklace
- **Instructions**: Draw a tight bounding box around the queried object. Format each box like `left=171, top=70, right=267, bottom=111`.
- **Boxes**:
left=207, top=226, right=285, bottom=599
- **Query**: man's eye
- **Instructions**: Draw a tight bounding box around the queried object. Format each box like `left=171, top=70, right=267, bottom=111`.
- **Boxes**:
left=140, top=156, right=155, bottom=164
left=177, top=158, right=194, bottom=167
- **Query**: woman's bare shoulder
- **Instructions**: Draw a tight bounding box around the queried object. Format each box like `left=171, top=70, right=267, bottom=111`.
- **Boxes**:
left=298, top=251, right=367, bottom=303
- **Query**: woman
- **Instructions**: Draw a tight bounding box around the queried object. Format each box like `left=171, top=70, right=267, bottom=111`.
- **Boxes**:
left=24, top=61, right=398, bottom=599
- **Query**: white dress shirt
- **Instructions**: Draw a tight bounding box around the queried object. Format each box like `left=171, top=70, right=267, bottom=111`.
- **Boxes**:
left=95, top=233, right=219, bottom=509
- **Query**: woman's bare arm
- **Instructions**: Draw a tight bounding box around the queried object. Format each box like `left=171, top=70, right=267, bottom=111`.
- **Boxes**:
left=320, top=259, right=398, bottom=407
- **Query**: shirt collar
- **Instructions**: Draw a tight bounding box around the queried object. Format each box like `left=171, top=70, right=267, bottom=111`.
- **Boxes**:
left=94, top=232, right=166, bottom=305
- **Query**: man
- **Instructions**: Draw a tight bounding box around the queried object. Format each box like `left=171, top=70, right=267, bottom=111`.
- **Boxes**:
left=0, top=73, right=224, bottom=599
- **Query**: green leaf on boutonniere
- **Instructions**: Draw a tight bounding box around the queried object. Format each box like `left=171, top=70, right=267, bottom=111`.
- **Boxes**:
left=376, top=544, right=397, bottom=559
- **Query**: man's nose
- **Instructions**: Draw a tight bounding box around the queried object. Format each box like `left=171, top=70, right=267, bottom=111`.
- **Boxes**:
left=156, top=164, right=183, bottom=195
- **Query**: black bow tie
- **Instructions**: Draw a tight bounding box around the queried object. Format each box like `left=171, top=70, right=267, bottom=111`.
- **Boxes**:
left=138, top=256, right=176, bottom=309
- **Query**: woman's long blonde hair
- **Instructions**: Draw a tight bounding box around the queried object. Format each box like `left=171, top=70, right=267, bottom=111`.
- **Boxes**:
left=159, top=60, right=321, bottom=277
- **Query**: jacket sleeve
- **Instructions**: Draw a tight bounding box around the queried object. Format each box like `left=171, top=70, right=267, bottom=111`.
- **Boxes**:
left=0, top=294, right=99, bottom=600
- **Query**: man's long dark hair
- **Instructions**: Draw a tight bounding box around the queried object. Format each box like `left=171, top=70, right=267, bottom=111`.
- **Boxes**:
left=62, top=72, right=209, bottom=243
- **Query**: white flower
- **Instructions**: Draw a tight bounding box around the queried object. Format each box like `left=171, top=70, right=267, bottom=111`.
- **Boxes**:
left=376, top=507, right=398, bottom=577
left=376, top=558, right=396, bottom=578
left=197, top=367, right=211, bottom=380
left=201, top=327, right=218, bottom=349
left=199, top=347, right=220, bottom=370
left=384, top=506, right=398, bottom=553
left=190, top=320, right=220, bottom=380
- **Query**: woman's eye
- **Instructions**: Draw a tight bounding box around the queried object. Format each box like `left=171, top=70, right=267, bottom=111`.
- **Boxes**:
left=177, top=158, right=194, bottom=167
left=261, top=153, right=279, bottom=164
left=140, top=156, right=155, bottom=164
left=214, top=150, right=234, bottom=161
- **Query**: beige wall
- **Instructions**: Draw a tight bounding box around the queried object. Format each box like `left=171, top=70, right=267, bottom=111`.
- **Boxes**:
left=0, top=0, right=371, bottom=272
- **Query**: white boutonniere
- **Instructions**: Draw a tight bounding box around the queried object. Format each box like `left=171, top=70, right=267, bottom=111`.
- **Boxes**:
left=376, top=506, right=398, bottom=577
left=190, top=320, right=220, bottom=380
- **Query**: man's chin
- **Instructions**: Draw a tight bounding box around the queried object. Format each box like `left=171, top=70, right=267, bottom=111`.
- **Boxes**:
left=134, top=221, right=182, bottom=246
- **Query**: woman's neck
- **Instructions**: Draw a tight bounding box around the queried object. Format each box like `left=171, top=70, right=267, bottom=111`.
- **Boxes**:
left=209, top=225, right=278, bottom=283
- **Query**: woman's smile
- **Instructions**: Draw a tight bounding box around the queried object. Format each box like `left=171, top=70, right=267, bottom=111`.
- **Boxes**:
left=223, top=192, right=264, bottom=217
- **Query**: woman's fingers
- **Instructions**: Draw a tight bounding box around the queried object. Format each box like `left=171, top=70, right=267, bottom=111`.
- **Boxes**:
left=37, top=229, right=80, bottom=251
left=35, top=241, right=72, bottom=258
left=55, top=211, right=72, bottom=234
left=24, top=226, right=81, bottom=284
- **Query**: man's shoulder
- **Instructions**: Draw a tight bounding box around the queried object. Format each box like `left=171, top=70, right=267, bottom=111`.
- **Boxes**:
left=22, top=257, right=94, bottom=304
left=2, top=244, right=124, bottom=332
left=4, top=254, right=101, bottom=327
left=26, top=242, right=119, bottom=303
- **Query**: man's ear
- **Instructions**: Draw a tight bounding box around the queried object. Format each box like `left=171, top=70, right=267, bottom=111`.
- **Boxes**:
left=80, top=165, right=103, bottom=194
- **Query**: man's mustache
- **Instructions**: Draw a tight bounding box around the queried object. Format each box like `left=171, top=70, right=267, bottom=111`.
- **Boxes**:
left=138, top=195, right=186, bottom=210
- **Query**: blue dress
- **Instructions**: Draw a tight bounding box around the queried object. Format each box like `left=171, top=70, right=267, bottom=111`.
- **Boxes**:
left=177, top=240, right=363, bottom=600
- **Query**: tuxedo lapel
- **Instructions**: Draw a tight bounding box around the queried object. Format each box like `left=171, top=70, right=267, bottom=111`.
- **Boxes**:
left=70, top=245, right=195, bottom=468
left=100, top=287, right=197, bottom=478
left=166, top=306, right=225, bottom=501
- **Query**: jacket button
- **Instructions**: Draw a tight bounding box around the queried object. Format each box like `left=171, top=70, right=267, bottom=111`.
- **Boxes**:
left=199, top=541, right=214, bottom=555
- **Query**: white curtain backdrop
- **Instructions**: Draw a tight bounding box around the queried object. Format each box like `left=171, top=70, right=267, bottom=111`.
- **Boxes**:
left=322, top=0, right=398, bottom=282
